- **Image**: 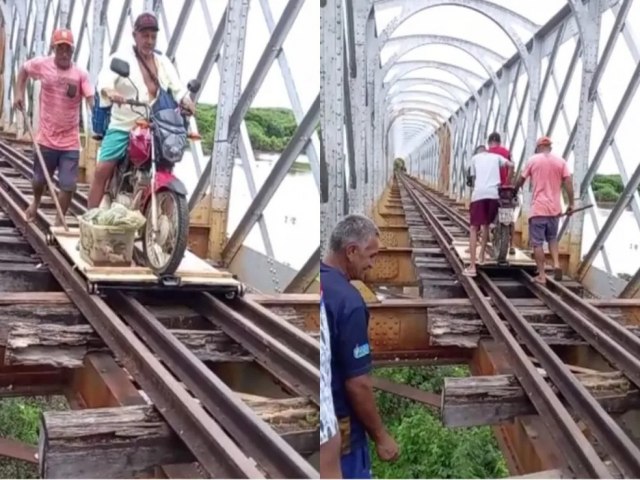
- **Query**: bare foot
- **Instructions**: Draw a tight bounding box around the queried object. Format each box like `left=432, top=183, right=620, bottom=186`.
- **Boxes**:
left=25, top=203, right=37, bottom=223
left=533, top=275, right=547, bottom=285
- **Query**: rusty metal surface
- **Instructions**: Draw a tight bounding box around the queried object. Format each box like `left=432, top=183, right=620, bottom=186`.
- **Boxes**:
left=365, top=247, right=417, bottom=285
left=405, top=174, right=640, bottom=477
left=0, top=144, right=318, bottom=478
left=400, top=174, right=614, bottom=478
left=0, top=436, right=37, bottom=464
left=189, top=294, right=319, bottom=405
left=372, top=376, right=440, bottom=409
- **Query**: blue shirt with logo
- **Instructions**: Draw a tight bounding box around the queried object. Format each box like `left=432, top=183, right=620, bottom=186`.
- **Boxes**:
left=320, top=261, right=372, bottom=451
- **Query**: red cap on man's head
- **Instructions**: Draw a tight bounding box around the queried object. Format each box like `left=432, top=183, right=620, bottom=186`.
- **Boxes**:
left=51, top=29, right=74, bottom=47
left=134, top=13, right=159, bottom=32
left=536, top=136, right=552, bottom=147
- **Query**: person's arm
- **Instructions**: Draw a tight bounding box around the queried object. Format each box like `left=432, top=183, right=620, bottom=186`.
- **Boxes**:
left=160, top=55, right=194, bottom=113
left=499, top=156, right=514, bottom=176
left=14, top=58, right=45, bottom=111
left=96, top=56, right=125, bottom=106
left=514, top=159, right=531, bottom=192
left=562, top=162, right=575, bottom=211
left=80, top=70, right=95, bottom=110
left=337, top=305, right=384, bottom=439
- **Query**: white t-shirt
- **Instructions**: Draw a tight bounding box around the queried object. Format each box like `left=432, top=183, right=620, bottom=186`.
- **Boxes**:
left=319, top=293, right=338, bottom=445
left=469, top=151, right=511, bottom=202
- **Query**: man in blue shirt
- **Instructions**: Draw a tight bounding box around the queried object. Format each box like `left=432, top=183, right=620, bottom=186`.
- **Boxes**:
left=321, top=214, right=399, bottom=478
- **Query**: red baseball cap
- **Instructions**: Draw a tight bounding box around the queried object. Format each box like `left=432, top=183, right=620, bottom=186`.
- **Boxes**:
left=536, top=136, right=552, bottom=147
left=134, top=13, right=159, bottom=32
left=51, top=28, right=74, bottom=47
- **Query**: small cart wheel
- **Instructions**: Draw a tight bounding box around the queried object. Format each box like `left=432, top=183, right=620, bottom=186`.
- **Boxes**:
left=225, top=290, right=237, bottom=300
left=87, top=282, right=97, bottom=295
left=46, top=232, right=55, bottom=246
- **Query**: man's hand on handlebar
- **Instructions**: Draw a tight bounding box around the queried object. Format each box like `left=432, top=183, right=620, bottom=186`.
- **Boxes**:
left=107, top=92, right=126, bottom=106
left=180, top=97, right=196, bottom=116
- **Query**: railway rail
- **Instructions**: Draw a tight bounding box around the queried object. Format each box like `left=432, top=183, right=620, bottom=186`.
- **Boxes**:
left=397, top=173, right=640, bottom=479
left=0, top=137, right=319, bottom=479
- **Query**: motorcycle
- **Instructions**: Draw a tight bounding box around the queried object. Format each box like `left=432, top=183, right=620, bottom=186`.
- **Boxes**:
left=492, top=185, right=518, bottom=265
left=106, top=57, right=201, bottom=276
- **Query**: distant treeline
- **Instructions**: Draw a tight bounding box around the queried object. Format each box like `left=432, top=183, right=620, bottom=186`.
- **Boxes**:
left=194, top=104, right=297, bottom=154
left=592, top=174, right=640, bottom=203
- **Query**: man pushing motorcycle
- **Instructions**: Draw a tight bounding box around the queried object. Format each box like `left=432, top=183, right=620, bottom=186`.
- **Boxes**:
left=487, top=132, right=516, bottom=256
left=87, top=12, right=195, bottom=209
left=514, top=136, right=574, bottom=284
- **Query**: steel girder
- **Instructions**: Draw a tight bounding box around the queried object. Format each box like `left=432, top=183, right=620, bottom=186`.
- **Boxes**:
left=3, top=0, right=320, bottom=294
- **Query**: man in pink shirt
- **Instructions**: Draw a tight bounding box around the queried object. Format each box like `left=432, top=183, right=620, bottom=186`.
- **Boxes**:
left=515, top=136, right=575, bottom=284
left=14, top=29, right=94, bottom=225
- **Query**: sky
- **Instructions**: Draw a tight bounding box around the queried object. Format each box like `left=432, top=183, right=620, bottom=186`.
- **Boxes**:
left=61, top=0, right=319, bottom=114
left=375, top=0, right=640, bottom=177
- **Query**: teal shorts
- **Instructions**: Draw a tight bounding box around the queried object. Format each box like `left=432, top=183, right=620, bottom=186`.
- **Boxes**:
left=97, top=128, right=130, bottom=162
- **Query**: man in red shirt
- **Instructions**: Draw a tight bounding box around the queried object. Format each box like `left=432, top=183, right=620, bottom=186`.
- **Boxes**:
left=14, top=29, right=94, bottom=225
left=487, top=132, right=515, bottom=256
left=515, top=136, right=574, bottom=284
left=487, top=132, right=512, bottom=186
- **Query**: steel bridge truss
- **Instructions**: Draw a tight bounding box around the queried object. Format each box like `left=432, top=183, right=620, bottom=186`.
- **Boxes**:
left=0, top=0, right=320, bottom=294
left=321, top=0, right=640, bottom=298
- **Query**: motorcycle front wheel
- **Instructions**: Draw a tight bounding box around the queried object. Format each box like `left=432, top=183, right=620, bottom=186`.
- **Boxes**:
left=142, top=189, right=189, bottom=276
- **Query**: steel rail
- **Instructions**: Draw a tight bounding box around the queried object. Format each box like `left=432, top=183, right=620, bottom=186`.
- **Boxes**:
left=0, top=169, right=263, bottom=478
left=405, top=176, right=640, bottom=388
left=1, top=139, right=321, bottom=410
left=398, top=175, right=611, bottom=478
left=519, top=270, right=640, bottom=389
left=189, top=293, right=320, bottom=405
left=545, top=275, right=640, bottom=359
left=402, top=174, right=640, bottom=477
left=234, top=296, right=320, bottom=363
left=111, top=293, right=318, bottom=478
left=0, top=152, right=320, bottom=478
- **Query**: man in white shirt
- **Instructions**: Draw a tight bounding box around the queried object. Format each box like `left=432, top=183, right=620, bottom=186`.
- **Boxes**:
left=87, top=12, right=195, bottom=208
left=464, top=145, right=513, bottom=276
left=320, top=288, right=342, bottom=478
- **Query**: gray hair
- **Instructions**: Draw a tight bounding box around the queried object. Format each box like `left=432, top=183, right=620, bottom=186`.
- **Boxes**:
left=329, top=214, right=379, bottom=253
left=474, top=145, right=486, bottom=154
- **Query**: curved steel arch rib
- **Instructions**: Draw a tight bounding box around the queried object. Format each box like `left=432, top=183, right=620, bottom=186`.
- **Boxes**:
left=385, top=60, right=483, bottom=107
left=382, top=34, right=506, bottom=80
left=377, top=0, right=539, bottom=38
left=386, top=108, right=446, bottom=132
left=377, top=0, right=538, bottom=75
left=386, top=89, right=462, bottom=111
left=387, top=99, right=454, bottom=121
left=386, top=78, right=469, bottom=105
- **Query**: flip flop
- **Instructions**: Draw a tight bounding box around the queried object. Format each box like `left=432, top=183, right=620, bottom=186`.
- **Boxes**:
left=463, top=266, right=477, bottom=277
left=553, top=268, right=563, bottom=281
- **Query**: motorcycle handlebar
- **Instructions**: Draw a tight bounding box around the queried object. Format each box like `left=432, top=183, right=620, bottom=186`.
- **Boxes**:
left=125, top=99, right=148, bottom=108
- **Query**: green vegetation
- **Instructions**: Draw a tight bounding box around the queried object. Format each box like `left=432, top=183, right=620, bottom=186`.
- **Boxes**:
left=372, top=366, right=509, bottom=479
left=393, top=157, right=407, bottom=173
left=592, top=174, right=640, bottom=204
left=0, top=396, right=67, bottom=478
left=194, top=104, right=298, bottom=155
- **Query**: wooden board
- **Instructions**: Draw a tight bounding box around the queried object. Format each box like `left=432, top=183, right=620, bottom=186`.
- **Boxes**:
left=452, top=240, right=536, bottom=267
left=51, top=227, right=241, bottom=287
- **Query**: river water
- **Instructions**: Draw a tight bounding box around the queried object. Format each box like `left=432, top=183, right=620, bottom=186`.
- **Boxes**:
left=582, top=208, right=640, bottom=277
left=175, top=151, right=319, bottom=270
